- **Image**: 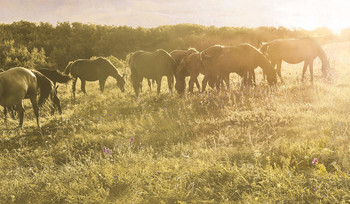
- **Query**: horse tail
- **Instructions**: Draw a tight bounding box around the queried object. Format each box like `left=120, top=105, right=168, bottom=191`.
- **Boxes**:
left=64, top=61, right=73, bottom=75
left=31, top=70, right=53, bottom=107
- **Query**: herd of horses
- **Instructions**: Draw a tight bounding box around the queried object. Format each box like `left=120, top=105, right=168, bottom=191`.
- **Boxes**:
left=0, top=37, right=330, bottom=129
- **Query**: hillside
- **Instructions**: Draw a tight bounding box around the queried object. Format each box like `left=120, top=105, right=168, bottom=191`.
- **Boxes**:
left=1, top=42, right=350, bottom=203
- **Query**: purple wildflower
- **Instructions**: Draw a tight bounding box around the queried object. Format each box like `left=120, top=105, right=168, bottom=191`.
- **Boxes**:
left=130, top=137, right=134, bottom=144
left=322, top=195, right=325, bottom=198
left=102, top=146, right=112, bottom=155
left=312, top=158, right=318, bottom=165
left=313, top=188, right=316, bottom=191
left=115, top=175, right=119, bottom=178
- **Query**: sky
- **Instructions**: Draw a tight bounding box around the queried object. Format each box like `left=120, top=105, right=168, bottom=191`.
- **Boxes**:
left=0, top=0, right=349, bottom=33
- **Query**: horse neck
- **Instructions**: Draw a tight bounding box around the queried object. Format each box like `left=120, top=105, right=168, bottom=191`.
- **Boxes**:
left=109, top=67, right=122, bottom=81
left=318, top=48, right=330, bottom=73
left=258, top=54, right=273, bottom=72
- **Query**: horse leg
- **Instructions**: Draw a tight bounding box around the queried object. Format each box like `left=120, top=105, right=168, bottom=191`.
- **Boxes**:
left=156, top=78, right=162, bottom=95
left=16, top=102, right=25, bottom=128
left=148, top=79, right=152, bottom=91
left=195, top=78, right=201, bottom=92
left=72, top=78, right=77, bottom=98
left=29, top=97, right=40, bottom=128
left=301, top=61, right=308, bottom=83
left=4, top=107, right=7, bottom=123
left=99, top=79, right=106, bottom=93
left=309, top=61, right=314, bottom=84
left=189, top=77, right=196, bottom=93
left=167, top=75, right=174, bottom=93
left=224, top=74, right=230, bottom=90
left=277, top=61, right=283, bottom=83
left=81, top=80, right=87, bottom=94
left=202, top=76, right=208, bottom=92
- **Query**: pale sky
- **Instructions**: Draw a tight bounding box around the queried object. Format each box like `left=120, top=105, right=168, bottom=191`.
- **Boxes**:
left=0, top=0, right=349, bottom=33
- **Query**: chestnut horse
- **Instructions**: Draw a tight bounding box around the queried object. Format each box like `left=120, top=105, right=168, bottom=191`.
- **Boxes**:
left=64, top=57, right=125, bottom=98
left=200, top=44, right=277, bottom=91
left=260, top=37, right=330, bottom=83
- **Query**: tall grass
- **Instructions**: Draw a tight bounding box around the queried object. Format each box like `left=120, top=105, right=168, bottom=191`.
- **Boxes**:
left=1, top=42, right=350, bottom=203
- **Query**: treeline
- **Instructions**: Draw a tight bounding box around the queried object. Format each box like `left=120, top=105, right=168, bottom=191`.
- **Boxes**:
left=0, top=21, right=345, bottom=71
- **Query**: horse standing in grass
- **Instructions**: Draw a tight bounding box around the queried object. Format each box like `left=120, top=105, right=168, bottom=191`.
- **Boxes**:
left=0, top=67, right=60, bottom=128
left=260, top=37, right=330, bottom=83
left=64, top=57, right=125, bottom=98
left=200, top=44, right=277, bottom=91
left=170, top=48, right=201, bottom=95
left=129, top=49, right=177, bottom=96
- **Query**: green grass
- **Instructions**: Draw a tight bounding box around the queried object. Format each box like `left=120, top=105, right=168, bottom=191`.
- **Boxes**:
left=1, top=42, right=350, bottom=203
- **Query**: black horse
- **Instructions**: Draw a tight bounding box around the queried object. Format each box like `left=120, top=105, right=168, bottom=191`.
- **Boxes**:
left=129, top=49, right=177, bottom=96
left=37, top=68, right=71, bottom=85
left=64, top=57, right=125, bottom=98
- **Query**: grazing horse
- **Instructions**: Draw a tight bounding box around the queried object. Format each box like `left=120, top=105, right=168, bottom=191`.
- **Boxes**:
left=260, top=37, right=330, bottom=83
left=129, top=49, right=177, bottom=96
left=0, top=67, right=60, bottom=128
left=200, top=44, right=277, bottom=91
left=37, top=68, right=71, bottom=85
left=64, top=57, right=125, bottom=98
left=170, top=48, right=201, bottom=94
left=175, top=52, right=206, bottom=94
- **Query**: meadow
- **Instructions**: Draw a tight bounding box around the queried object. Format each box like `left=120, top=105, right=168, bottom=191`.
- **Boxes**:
left=1, top=42, right=350, bottom=203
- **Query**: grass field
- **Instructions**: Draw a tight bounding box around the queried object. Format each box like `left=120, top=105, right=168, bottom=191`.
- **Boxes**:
left=1, top=42, right=350, bottom=203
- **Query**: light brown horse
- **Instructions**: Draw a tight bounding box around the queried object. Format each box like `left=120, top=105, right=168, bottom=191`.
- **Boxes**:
left=64, top=57, right=125, bottom=98
left=260, top=37, right=330, bottom=83
left=200, top=44, right=277, bottom=91
left=170, top=48, right=201, bottom=94
left=0, top=67, right=58, bottom=128
left=129, top=49, right=177, bottom=96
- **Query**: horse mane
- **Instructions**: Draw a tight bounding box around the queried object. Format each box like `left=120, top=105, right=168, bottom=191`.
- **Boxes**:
left=30, top=70, right=53, bottom=107
left=187, top=47, right=198, bottom=52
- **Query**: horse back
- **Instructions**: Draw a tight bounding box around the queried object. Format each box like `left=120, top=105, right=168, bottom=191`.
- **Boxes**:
left=131, top=51, right=175, bottom=79
left=70, top=59, right=110, bottom=81
left=0, top=67, right=37, bottom=106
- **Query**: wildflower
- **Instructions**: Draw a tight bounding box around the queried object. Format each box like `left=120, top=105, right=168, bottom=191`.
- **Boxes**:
left=130, top=137, right=134, bottom=144
left=322, top=195, right=325, bottom=198
left=115, top=175, right=119, bottom=178
left=312, top=158, right=318, bottom=165
left=102, top=146, right=112, bottom=155
left=313, top=188, right=316, bottom=191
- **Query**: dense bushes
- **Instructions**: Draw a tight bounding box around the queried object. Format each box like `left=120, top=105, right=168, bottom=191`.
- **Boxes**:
left=0, top=21, right=342, bottom=71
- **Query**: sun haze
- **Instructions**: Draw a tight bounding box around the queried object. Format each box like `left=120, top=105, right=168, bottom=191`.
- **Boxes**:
left=0, top=0, right=349, bottom=32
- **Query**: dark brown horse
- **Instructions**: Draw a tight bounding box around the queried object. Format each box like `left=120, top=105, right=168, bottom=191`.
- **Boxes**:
left=176, top=52, right=206, bottom=94
left=260, top=37, right=330, bottom=83
left=200, top=44, right=277, bottom=91
left=170, top=48, right=201, bottom=94
left=0, top=67, right=60, bottom=128
left=129, top=49, right=177, bottom=96
left=37, top=68, right=71, bottom=85
left=64, top=57, right=125, bottom=98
